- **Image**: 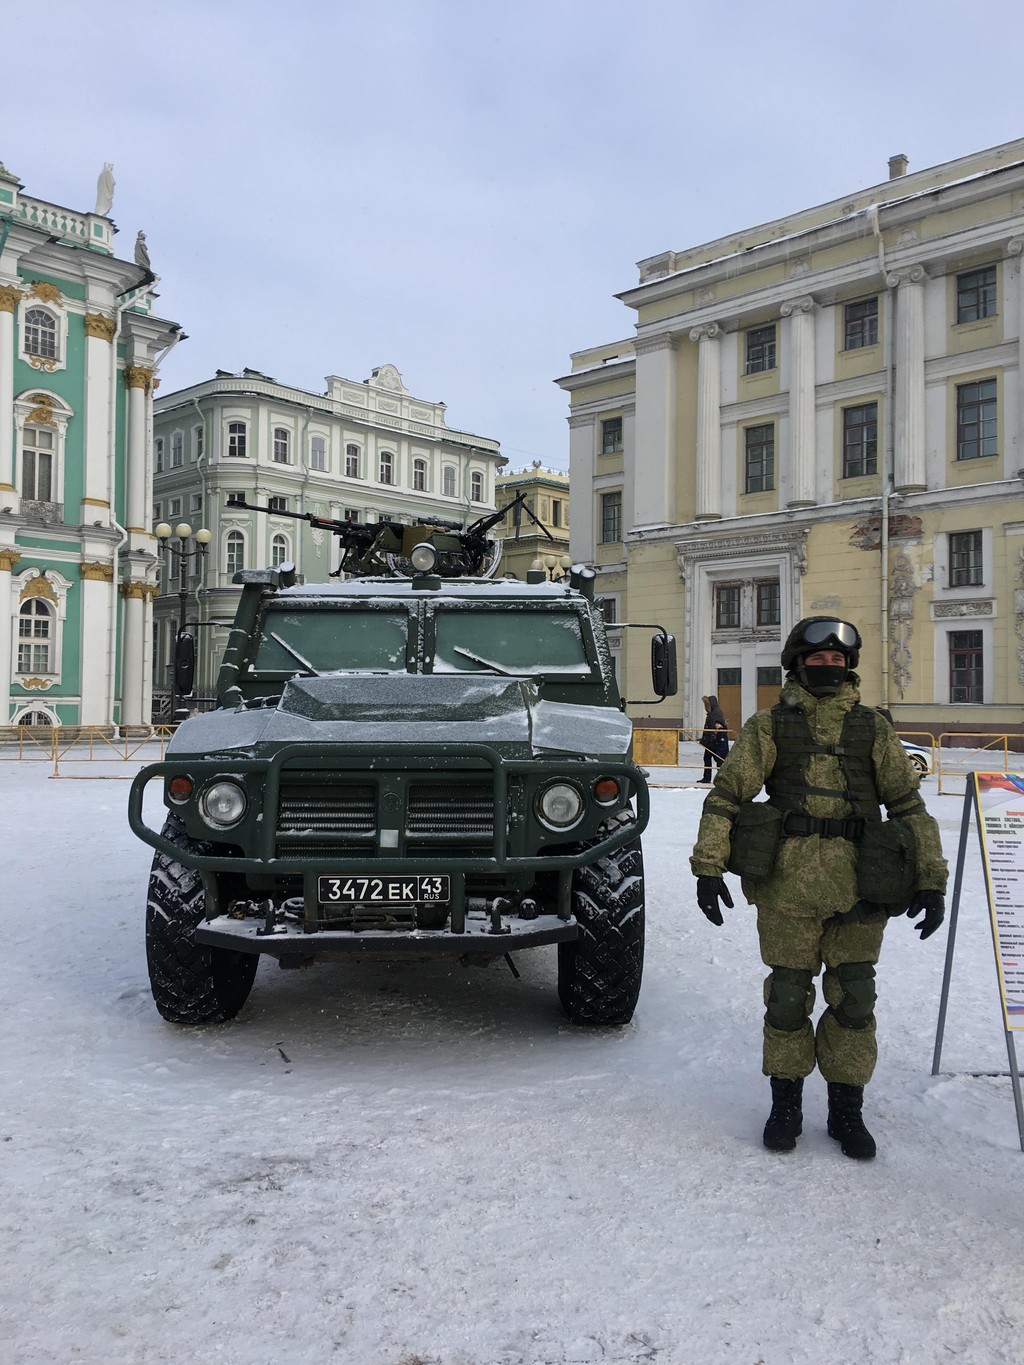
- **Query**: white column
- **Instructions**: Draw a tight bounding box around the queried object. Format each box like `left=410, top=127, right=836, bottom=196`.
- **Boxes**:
left=82, top=317, right=115, bottom=520
left=78, top=569, right=114, bottom=726
left=0, top=288, right=20, bottom=506
left=0, top=549, right=19, bottom=724
left=781, top=296, right=816, bottom=507
left=124, top=366, right=151, bottom=532
left=633, top=333, right=678, bottom=528
left=120, top=585, right=145, bottom=727
left=690, top=323, right=723, bottom=519
left=886, top=265, right=927, bottom=492
left=567, top=414, right=595, bottom=561
left=1008, top=238, right=1024, bottom=474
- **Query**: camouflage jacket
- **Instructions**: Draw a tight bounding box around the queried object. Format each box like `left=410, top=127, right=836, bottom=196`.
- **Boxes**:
left=689, top=676, right=948, bottom=917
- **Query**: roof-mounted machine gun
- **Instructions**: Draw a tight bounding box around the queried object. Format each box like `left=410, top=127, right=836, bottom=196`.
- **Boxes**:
left=229, top=488, right=557, bottom=579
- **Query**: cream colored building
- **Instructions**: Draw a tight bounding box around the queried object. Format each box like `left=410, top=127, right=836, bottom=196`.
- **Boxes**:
left=494, top=462, right=570, bottom=582
left=557, top=140, right=1024, bottom=740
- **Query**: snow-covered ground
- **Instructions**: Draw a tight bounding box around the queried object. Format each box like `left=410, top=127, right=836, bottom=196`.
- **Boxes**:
left=2, top=758, right=1023, bottom=1365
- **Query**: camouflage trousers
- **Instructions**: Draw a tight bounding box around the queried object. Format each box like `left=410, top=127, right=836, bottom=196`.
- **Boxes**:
left=756, top=903, right=886, bottom=1087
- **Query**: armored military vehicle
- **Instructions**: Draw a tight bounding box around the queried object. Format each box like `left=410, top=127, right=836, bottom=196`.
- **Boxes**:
left=129, top=505, right=675, bottom=1027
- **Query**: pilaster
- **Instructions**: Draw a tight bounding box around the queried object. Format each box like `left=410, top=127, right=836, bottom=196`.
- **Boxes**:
left=781, top=296, right=816, bottom=506
left=124, top=365, right=153, bottom=549
left=0, top=286, right=22, bottom=508
left=886, top=265, right=927, bottom=492
left=567, top=413, right=596, bottom=561
left=82, top=315, right=116, bottom=522
left=0, top=547, right=20, bottom=723
left=633, top=333, right=678, bottom=529
left=689, top=323, right=723, bottom=520
left=119, top=579, right=157, bottom=726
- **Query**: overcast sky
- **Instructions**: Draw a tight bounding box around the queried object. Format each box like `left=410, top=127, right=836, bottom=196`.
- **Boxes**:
left=4, top=0, right=1023, bottom=471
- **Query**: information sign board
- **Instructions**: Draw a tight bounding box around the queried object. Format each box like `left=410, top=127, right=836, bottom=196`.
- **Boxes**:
left=975, top=773, right=1024, bottom=1030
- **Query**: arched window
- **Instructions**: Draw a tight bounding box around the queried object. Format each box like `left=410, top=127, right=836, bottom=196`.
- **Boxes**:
left=413, top=458, right=427, bottom=491
left=272, top=534, right=288, bottom=567
left=155, top=436, right=164, bottom=471
left=18, top=600, right=53, bottom=674
left=171, top=431, right=184, bottom=467
left=273, top=427, right=290, bottom=463
left=345, top=444, right=360, bottom=478
left=227, top=422, right=247, bottom=458
left=470, top=470, right=484, bottom=502
left=226, top=530, right=245, bottom=575
left=24, top=309, right=57, bottom=360
left=310, top=435, right=326, bottom=471
left=379, top=450, right=394, bottom=485
left=21, top=425, right=54, bottom=501
left=442, top=465, right=456, bottom=497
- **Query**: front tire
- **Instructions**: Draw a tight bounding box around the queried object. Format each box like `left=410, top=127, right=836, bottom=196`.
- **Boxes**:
left=557, top=811, right=645, bottom=1026
left=146, top=815, right=258, bottom=1024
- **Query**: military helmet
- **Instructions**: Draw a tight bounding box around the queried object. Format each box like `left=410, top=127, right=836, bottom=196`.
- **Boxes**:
left=781, top=616, right=862, bottom=671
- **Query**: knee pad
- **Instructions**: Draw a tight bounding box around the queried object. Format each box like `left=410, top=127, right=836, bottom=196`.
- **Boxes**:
left=832, top=961, right=876, bottom=1030
left=765, top=966, right=814, bottom=1032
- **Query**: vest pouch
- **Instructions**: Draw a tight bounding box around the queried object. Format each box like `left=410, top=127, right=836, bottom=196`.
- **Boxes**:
left=727, top=802, right=783, bottom=880
left=856, top=818, right=917, bottom=909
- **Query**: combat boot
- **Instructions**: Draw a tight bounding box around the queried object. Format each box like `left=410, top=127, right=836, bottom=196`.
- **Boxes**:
left=762, top=1076, right=803, bottom=1151
left=826, top=1082, right=876, bottom=1160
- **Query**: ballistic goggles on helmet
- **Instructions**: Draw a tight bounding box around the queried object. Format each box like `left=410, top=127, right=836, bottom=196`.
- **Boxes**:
left=799, top=620, right=861, bottom=653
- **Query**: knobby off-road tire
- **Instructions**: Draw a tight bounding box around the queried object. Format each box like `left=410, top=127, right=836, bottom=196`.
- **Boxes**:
left=557, top=810, right=645, bottom=1026
left=146, top=815, right=258, bottom=1024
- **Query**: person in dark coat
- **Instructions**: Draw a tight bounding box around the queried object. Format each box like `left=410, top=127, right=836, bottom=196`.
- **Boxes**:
left=700, top=694, right=728, bottom=784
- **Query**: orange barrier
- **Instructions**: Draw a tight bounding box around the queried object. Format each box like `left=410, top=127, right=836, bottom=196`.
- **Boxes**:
left=0, top=727, right=56, bottom=761
left=51, top=726, right=176, bottom=779
left=896, top=731, right=937, bottom=776
left=936, top=733, right=1014, bottom=795
left=632, top=728, right=737, bottom=769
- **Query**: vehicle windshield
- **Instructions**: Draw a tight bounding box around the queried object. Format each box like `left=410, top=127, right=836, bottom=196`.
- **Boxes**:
left=252, top=609, right=408, bottom=673
left=432, top=607, right=592, bottom=676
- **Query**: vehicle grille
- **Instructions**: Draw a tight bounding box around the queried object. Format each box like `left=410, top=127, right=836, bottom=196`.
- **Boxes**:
left=406, top=783, right=494, bottom=837
left=276, top=781, right=376, bottom=855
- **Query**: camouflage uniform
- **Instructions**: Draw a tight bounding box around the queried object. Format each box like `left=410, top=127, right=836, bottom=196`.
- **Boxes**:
left=690, top=674, right=947, bottom=1086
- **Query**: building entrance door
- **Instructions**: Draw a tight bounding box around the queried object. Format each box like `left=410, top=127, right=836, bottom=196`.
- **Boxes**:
left=756, top=666, right=783, bottom=714
left=716, top=667, right=742, bottom=738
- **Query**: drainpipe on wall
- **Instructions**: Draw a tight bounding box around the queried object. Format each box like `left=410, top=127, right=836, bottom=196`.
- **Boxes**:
left=105, top=290, right=144, bottom=728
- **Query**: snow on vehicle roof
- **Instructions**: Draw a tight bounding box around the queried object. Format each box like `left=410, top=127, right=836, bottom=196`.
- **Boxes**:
left=277, top=578, right=580, bottom=600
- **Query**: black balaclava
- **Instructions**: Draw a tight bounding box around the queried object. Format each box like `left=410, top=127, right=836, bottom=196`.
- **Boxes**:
left=795, top=654, right=849, bottom=698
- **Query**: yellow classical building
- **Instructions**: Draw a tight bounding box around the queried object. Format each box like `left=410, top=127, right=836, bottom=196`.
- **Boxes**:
left=494, top=463, right=571, bottom=583
left=556, top=141, right=1024, bottom=741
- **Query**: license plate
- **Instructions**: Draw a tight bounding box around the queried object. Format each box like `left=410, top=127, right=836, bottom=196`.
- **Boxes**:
left=317, top=874, right=451, bottom=906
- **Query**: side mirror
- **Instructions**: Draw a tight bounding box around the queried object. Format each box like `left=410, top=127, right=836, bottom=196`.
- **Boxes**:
left=174, top=630, right=196, bottom=696
left=651, top=632, right=677, bottom=697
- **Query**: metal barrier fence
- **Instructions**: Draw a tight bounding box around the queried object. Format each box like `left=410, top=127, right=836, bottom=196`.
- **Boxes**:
left=0, top=727, right=58, bottom=761
left=51, top=726, right=176, bottom=779
left=935, top=733, right=1014, bottom=795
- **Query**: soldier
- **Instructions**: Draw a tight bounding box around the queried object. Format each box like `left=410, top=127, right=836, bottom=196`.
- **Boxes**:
left=690, top=617, right=947, bottom=1159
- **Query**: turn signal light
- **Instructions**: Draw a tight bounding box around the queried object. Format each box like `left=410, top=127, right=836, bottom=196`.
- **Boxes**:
left=168, top=776, right=194, bottom=803
left=593, top=777, right=620, bottom=804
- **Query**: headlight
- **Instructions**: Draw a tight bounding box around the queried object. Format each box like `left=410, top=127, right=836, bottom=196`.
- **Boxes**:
left=538, top=781, right=584, bottom=830
left=199, top=780, right=247, bottom=828
left=410, top=542, right=438, bottom=572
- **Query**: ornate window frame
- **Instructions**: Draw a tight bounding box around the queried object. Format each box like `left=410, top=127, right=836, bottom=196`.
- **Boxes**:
left=224, top=528, right=246, bottom=577
left=442, top=465, right=457, bottom=498
left=18, top=295, right=67, bottom=374
left=271, top=532, right=290, bottom=568
left=412, top=457, right=428, bottom=491
left=470, top=469, right=484, bottom=502
left=11, top=566, right=73, bottom=690
left=13, top=389, right=73, bottom=511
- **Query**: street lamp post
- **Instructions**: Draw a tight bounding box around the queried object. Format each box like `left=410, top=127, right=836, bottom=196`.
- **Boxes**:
left=155, top=521, right=211, bottom=722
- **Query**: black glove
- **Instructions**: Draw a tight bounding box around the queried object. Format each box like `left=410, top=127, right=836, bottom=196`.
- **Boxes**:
left=696, top=875, right=733, bottom=927
left=908, top=889, right=945, bottom=941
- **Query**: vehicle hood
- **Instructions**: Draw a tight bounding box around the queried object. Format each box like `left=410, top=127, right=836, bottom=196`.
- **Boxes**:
left=167, top=674, right=634, bottom=760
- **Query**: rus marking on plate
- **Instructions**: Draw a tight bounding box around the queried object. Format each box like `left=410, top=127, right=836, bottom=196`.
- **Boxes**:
left=318, top=874, right=451, bottom=905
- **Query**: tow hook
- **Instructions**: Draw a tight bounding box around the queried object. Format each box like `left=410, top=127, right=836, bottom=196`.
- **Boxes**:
left=488, top=896, right=513, bottom=935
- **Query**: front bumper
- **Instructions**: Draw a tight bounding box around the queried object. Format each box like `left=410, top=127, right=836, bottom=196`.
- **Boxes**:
left=197, top=911, right=577, bottom=961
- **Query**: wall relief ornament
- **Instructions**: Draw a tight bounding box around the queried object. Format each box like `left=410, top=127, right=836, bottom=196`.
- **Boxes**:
left=18, top=677, right=53, bottom=691
left=889, top=550, right=920, bottom=698
left=119, top=580, right=157, bottom=601
left=28, top=356, right=57, bottom=373
left=26, top=393, right=56, bottom=426
left=933, top=600, right=993, bottom=619
left=28, top=281, right=63, bottom=306
left=0, top=285, right=23, bottom=313
left=20, top=572, right=57, bottom=602
left=84, top=313, right=117, bottom=342
left=80, top=561, right=114, bottom=582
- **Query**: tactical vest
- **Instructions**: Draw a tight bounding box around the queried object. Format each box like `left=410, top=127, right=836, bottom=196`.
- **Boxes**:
left=765, top=699, right=881, bottom=839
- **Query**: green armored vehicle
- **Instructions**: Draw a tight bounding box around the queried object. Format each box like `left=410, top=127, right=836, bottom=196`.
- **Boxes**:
left=129, top=510, right=675, bottom=1028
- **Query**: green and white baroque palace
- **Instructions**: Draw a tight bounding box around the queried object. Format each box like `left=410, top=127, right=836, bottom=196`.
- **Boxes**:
left=0, top=161, right=181, bottom=731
